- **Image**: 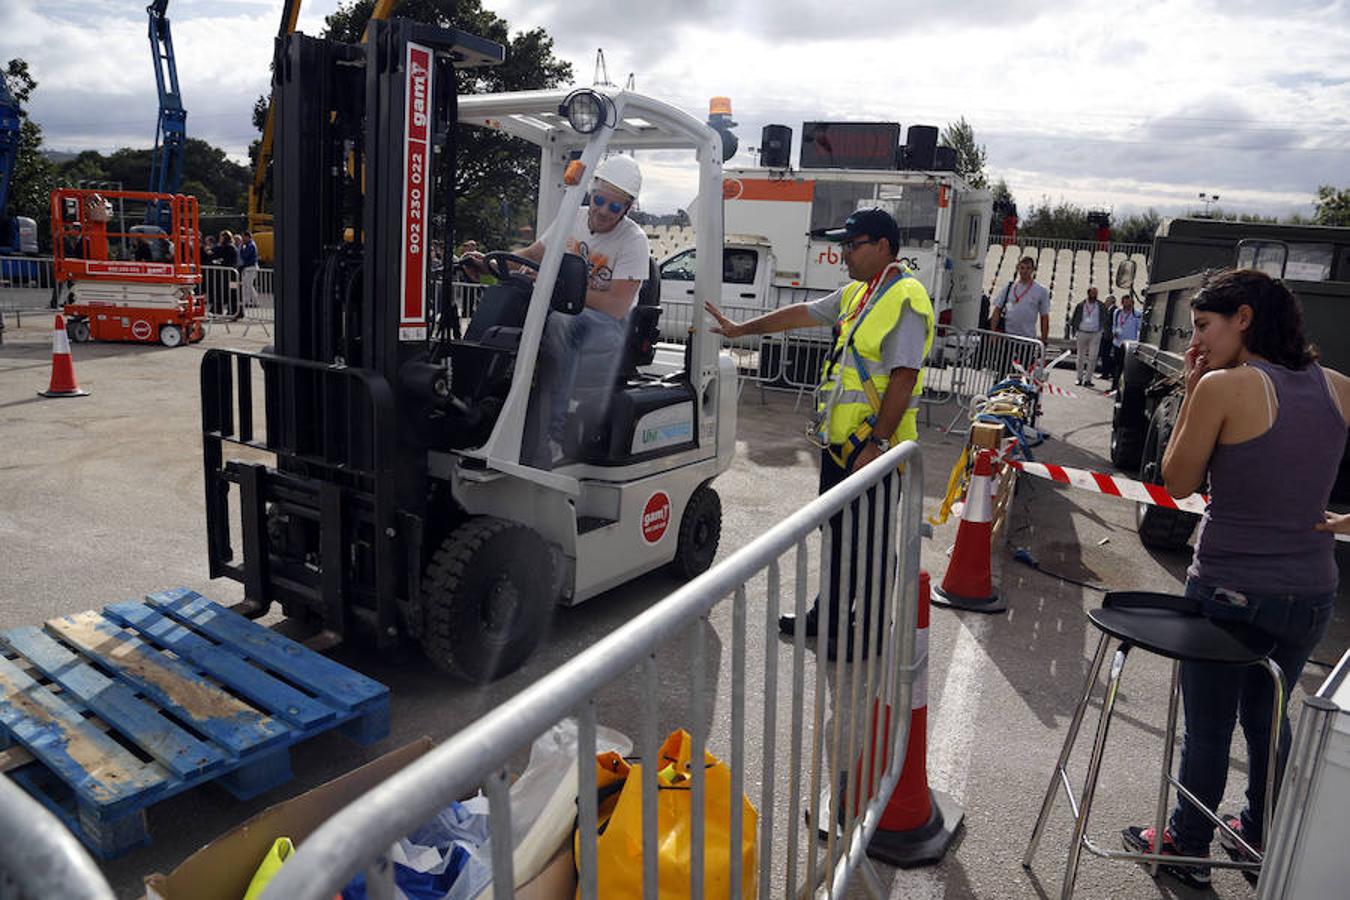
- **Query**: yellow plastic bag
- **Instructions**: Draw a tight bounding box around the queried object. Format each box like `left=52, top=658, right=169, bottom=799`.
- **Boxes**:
left=576, top=729, right=757, bottom=899
left=242, top=836, right=294, bottom=900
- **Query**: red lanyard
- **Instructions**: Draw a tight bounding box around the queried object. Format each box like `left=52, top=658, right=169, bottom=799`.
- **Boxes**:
left=1010, top=281, right=1032, bottom=305
left=841, top=263, right=903, bottom=328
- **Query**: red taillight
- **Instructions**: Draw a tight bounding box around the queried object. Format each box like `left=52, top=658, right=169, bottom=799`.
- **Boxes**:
left=938, top=308, right=953, bottom=325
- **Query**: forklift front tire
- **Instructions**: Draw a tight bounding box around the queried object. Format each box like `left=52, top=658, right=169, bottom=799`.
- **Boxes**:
left=422, top=517, right=555, bottom=683
left=670, top=484, right=722, bottom=580
left=159, top=323, right=184, bottom=348
left=67, top=318, right=90, bottom=343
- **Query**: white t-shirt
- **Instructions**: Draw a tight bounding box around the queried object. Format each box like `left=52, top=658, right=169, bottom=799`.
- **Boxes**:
left=995, top=279, right=1051, bottom=338
left=543, top=207, right=651, bottom=305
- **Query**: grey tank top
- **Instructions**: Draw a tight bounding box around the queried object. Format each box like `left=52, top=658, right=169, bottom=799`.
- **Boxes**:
left=1189, top=361, right=1347, bottom=594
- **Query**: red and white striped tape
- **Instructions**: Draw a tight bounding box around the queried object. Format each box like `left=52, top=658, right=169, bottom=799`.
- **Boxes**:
left=1007, top=460, right=1210, bottom=514
left=1010, top=354, right=1078, bottom=399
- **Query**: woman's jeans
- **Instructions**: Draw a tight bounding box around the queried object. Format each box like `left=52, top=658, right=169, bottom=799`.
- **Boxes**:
left=1169, top=578, right=1335, bottom=851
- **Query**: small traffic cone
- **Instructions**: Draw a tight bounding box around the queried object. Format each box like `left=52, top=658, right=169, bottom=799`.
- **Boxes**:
left=38, top=314, right=89, bottom=398
left=931, top=448, right=1005, bottom=613
left=866, top=571, right=965, bottom=866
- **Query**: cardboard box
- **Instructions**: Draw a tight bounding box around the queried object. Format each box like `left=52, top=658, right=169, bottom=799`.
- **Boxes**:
left=144, top=736, right=577, bottom=900
left=145, top=738, right=434, bottom=900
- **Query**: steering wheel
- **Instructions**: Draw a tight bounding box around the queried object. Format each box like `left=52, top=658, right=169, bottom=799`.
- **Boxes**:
left=483, top=251, right=540, bottom=282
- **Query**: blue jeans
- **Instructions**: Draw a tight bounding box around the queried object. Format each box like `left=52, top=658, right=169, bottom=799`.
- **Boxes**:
left=536, top=308, right=626, bottom=443
left=1169, top=578, right=1335, bottom=851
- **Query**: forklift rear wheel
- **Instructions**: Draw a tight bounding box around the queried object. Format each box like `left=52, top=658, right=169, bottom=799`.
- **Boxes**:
left=422, top=517, right=554, bottom=683
left=670, top=484, right=722, bottom=580
left=67, top=319, right=91, bottom=343
left=159, top=324, right=184, bottom=348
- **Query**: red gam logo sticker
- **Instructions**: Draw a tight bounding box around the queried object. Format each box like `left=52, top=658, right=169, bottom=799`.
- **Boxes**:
left=641, top=491, right=671, bottom=544
left=722, top=177, right=742, bottom=200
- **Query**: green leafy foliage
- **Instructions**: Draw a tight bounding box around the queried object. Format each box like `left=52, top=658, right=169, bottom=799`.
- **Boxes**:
left=939, top=117, right=987, bottom=189
left=1313, top=185, right=1350, bottom=227
left=321, top=0, right=573, bottom=248
left=5, top=59, right=57, bottom=227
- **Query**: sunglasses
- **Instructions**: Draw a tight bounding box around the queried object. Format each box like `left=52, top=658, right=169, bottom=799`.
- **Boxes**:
left=591, top=191, right=628, bottom=214
left=840, top=237, right=878, bottom=253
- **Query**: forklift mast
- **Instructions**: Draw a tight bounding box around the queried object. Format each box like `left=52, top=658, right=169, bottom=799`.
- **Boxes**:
left=201, top=20, right=503, bottom=648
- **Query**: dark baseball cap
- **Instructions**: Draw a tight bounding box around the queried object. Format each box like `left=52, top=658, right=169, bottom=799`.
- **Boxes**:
left=814, top=207, right=900, bottom=250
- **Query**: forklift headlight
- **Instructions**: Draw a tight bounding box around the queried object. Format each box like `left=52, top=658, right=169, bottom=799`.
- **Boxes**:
left=560, top=90, right=604, bottom=134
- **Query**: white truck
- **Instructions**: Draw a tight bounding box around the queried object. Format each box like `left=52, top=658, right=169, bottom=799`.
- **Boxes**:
left=656, top=153, right=993, bottom=372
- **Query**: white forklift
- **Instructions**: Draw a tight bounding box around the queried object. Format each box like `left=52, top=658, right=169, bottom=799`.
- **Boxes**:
left=201, top=19, right=737, bottom=682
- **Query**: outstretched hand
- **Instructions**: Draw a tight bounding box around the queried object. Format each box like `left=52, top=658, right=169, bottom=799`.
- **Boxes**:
left=1315, top=511, right=1350, bottom=535
left=704, top=301, right=744, bottom=339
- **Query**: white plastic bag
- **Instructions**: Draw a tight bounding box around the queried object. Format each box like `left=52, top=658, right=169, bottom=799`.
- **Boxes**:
left=477, top=718, right=631, bottom=898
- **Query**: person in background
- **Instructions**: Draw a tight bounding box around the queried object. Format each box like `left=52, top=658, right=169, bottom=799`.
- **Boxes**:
left=1120, top=268, right=1350, bottom=888
left=1069, top=286, right=1104, bottom=386
left=238, top=232, right=259, bottom=310
left=989, top=255, right=1051, bottom=344
left=211, top=230, right=240, bottom=318
left=1111, top=294, right=1143, bottom=392
left=1098, top=295, right=1117, bottom=381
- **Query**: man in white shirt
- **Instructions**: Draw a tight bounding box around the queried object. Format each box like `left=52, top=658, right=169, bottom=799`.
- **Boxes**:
left=1070, top=286, right=1104, bottom=386
left=514, top=156, right=651, bottom=466
left=989, top=255, right=1051, bottom=343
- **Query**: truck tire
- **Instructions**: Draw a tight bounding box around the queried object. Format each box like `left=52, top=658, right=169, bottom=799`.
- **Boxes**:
left=670, top=484, right=721, bottom=580
left=1109, top=347, right=1149, bottom=471
left=1135, top=400, right=1200, bottom=550
left=422, top=517, right=555, bottom=683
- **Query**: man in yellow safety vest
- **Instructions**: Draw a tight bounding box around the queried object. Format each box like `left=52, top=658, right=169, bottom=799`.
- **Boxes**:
left=705, top=208, right=934, bottom=657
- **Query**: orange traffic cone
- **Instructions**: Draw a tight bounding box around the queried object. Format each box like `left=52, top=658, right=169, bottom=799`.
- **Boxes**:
left=866, top=570, right=965, bottom=866
left=38, top=314, right=89, bottom=398
left=931, top=448, right=1005, bottom=613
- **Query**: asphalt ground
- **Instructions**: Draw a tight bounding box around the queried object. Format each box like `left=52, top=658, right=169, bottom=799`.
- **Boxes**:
left=1, top=316, right=1346, bottom=899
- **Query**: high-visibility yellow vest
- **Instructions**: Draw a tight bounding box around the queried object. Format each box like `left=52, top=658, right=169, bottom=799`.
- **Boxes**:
left=816, top=269, right=934, bottom=448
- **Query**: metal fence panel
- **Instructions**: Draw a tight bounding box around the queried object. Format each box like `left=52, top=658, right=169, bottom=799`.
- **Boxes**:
left=0, top=775, right=114, bottom=900
left=260, top=442, right=926, bottom=900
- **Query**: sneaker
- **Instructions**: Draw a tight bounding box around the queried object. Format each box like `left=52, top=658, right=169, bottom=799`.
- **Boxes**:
left=547, top=438, right=566, bottom=466
left=778, top=605, right=822, bottom=638
left=1216, top=814, right=1260, bottom=885
left=1121, top=825, right=1211, bottom=888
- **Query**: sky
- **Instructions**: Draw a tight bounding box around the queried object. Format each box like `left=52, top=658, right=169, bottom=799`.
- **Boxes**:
left=5, top=0, right=1350, bottom=220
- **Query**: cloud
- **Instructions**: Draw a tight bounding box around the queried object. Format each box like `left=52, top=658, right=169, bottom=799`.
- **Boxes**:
left=8, top=0, right=1350, bottom=222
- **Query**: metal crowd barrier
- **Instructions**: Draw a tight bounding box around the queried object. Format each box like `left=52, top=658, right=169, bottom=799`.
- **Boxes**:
left=0, top=775, right=114, bottom=900
left=0, top=255, right=58, bottom=324
left=261, top=441, right=926, bottom=900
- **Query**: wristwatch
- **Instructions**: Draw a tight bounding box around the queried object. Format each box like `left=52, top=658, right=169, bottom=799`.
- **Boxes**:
left=870, top=436, right=891, bottom=451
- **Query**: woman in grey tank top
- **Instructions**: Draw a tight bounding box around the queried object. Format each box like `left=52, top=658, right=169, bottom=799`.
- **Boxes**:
left=1120, top=269, right=1350, bottom=887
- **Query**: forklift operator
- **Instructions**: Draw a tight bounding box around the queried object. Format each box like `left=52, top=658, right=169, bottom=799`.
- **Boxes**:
left=470, top=155, right=651, bottom=467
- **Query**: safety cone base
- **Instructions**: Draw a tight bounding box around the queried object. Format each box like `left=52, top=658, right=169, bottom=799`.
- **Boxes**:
left=38, top=387, right=90, bottom=398
left=931, top=583, right=1006, bottom=614
left=866, top=788, right=964, bottom=868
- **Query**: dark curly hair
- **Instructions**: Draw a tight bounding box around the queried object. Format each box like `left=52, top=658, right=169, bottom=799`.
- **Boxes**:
left=1190, top=268, right=1318, bottom=369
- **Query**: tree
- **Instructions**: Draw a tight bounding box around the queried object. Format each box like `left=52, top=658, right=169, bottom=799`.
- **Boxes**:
left=1020, top=198, right=1094, bottom=240
left=940, top=117, right=987, bottom=189
left=1112, top=209, right=1162, bottom=245
left=321, top=0, right=572, bottom=247
left=1313, top=184, right=1350, bottom=227
left=4, top=59, right=57, bottom=227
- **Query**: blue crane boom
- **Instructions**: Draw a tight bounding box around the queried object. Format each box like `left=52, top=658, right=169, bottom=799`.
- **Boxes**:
left=145, top=0, right=186, bottom=227
left=0, top=69, right=26, bottom=253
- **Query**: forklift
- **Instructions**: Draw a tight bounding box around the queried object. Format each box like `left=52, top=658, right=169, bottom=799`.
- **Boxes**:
left=201, top=19, right=738, bottom=682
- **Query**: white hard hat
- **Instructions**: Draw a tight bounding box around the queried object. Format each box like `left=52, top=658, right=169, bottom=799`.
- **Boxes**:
left=594, top=155, right=642, bottom=199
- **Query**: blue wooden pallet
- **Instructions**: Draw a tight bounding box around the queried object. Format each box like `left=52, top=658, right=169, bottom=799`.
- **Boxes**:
left=0, top=588, right=389, bottom=859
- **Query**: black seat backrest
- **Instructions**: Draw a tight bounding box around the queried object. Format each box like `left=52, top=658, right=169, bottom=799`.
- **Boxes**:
left=622, top=259, right=663, bottom=373
left=636, top=257, right=660, bottom=307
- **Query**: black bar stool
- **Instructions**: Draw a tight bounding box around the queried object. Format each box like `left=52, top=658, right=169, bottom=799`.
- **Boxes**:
left=1021, top=591, right=1285, bottom=898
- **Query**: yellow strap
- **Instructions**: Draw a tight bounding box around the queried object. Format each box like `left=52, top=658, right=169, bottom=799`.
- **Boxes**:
left=928, top=445, right=970, bottom=525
